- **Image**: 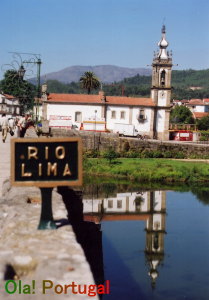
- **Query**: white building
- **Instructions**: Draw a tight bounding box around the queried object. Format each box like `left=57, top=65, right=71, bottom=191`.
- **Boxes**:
left=0, top=93, right=20, bottom=117
left=186, top=98, right=209, bottom=119
left=41, top=26, right=173, bottom=140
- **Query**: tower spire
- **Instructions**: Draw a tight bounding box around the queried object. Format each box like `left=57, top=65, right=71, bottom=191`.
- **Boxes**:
left=157, top=25, right=169, bottom=59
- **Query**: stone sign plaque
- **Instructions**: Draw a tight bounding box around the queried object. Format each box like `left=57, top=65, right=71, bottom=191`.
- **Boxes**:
left=11, top=137, right=82, bottom=187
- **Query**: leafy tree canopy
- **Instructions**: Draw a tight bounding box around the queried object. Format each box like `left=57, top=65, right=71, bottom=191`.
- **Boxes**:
left=197, top=116, right=209, bottom=130
left=170, top=105, right=195, bottom=124
left=0, top=70, right=36, bottom=112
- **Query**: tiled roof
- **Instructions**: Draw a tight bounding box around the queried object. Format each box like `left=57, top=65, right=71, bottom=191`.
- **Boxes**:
left=84, top=214, right=150, bottom=222
left=187, top=99, right=204, bottom=105
left=193, top=112, right=209, bottom=119
left=181, top=99, right=189, bottom=103
left=3, top=93, right=15, bottom=99
left=47, top=93, right=155, bottom=107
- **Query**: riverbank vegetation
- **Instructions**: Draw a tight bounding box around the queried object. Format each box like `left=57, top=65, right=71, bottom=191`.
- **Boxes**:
left=84, top=157, right=209, bottom=183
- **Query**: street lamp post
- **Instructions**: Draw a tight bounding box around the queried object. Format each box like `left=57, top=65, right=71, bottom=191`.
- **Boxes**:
left=19, top=54, right=42, bottom=122
left=3, top=52, right=42, bottom=121
left=94, top=110, right=97, bottom=150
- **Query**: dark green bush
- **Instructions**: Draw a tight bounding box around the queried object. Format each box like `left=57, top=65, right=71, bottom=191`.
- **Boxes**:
left=85, top=149, right=100, bottom=158
left=141, top=150, right=153, bottom=158
left=152, top=150, right=163, bottom=158
left=163, top=151, right=174, bottom=158
left=103, top=148, right=119, bottom=164
left=174, top=151, right=186, bottom=159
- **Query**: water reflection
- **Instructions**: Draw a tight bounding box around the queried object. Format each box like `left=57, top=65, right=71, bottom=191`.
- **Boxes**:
left=82, top=187, right=167, bottom=289
left=58, top=183, right=209, bottom=299
left=57, top=187, right=104, bottom=286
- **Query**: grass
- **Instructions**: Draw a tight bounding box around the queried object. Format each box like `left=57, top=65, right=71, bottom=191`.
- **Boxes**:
left=84, top=158, right=209, bottom=183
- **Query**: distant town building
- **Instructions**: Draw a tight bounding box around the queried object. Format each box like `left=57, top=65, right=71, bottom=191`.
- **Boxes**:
left=189, top=86, right=203, bottom=91
left=186, top=98, right=209, bottom=119
left=0, top=93, right=20, bottom=117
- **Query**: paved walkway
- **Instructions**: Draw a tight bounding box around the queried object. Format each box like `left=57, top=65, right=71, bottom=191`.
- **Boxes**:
left=0, top=134, right=11, bottom=197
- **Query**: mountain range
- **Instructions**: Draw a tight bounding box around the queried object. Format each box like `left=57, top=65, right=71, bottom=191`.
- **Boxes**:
left=41, top=65, right=152, bottom=84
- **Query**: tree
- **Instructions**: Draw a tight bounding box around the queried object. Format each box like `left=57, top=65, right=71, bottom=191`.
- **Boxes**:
left=197, top=116, right=209, bottom=130
left=170, top=105, right=194, bottom=124
left=0, top=70, right=36, bottom=113
left=103, top=148, right=118, bottom=164
left=79, top=71, right=100, bottom=94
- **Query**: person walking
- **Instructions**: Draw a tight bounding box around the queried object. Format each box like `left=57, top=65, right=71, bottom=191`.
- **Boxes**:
left=0, top=114, right=9, bottom=143
left=24, top=120, right=38, bottom=138
left=19, top=114, right=30, bottom=138
left=8, top=118, right=15, bottom=136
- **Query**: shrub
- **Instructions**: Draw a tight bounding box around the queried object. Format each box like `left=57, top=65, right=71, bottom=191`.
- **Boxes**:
left=200, top=135, right=208, bottom=141
left=103, top=148, right=119, bottom=164
left=152, top=150, right=163, bottom=158
left=141, top=150, right=153, bottom=158
left=123, top=150, right=140, bottom=158
left=163, top=151, right=174, bottom=158
left=174, top=151, right=186, bottom=159
left=85, top=149, right=100, bottom=158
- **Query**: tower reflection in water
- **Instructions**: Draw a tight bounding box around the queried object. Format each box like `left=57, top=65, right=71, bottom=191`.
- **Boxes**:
left=82, top=187, right=166, bottom=288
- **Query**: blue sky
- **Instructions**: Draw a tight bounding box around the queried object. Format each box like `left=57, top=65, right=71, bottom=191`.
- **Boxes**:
left=0, top=0, right=209, bottom=78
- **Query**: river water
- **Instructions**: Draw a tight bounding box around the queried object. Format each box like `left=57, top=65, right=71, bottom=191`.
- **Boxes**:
left=82, top=184, right=209, bottom=300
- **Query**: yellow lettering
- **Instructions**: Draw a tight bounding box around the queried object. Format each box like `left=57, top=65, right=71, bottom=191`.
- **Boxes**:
left=47, top=162, right=57, bottom=176
left=21, top=164, right=32, bottom=177
left=63, top=163, right=71, bottom=176
left=38, top=163, right=42, bottom=176
left=55, top=146, right=65, bottom=159
left=45, top=146, right=49, bottom=160
left=28, top=147, right=38, bottom=160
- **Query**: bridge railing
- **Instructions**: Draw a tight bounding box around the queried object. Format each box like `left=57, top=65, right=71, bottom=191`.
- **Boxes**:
left=169, top=124, right=197, bottom=131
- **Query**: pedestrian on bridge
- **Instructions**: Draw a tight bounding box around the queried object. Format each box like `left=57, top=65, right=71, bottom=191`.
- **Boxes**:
left=0, top=114, right=9, bottom=143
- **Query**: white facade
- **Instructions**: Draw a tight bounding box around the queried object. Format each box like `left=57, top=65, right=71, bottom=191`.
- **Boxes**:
left=0, top=94, right=20, bottom=117
left=106, top=106, right=152, bottom=134
left=83, top=191, right=164, bottom=215
left=47, top=103, right=103, bottom=127
left=43, top=96, right=155, bottom=137
left=156, top=110, right=166, bottom=132
left=191, top=105, right=209, bottom=113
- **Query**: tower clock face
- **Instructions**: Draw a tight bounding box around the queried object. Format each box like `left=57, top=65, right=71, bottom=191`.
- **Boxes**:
left=158, top=90, right=167, bottom=106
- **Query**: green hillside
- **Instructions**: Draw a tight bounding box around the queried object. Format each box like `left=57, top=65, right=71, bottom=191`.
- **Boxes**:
left=46, top=69, right=209, bottom=100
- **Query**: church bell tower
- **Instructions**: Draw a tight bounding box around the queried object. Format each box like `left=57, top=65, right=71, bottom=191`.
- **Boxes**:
left=151, top=25, right=173, bottom=140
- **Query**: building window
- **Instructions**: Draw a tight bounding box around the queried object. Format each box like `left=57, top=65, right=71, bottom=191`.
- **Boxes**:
left=160, top=70, right=166, bottom=87
left=139, top=109, right=145, bottom=120
left=111, top=111, right=116, bottom=119
left=117, top=200, right=122, bottom=208
left=108, top=200, right=113, bottom=209
left=120, top=111, right=125, bottom=119
left=75, top=111, right=82, bottom=122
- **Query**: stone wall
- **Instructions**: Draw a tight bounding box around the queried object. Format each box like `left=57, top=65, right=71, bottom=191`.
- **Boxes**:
left=0, top=182, right=98, bottom=300
left=51, top=129, right=209, bottom=156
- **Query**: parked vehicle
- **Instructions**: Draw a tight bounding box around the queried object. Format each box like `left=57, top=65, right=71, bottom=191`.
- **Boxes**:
left=113, top=123, right=140, bottom=137
left=170, top=130, right=193, bottom=141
